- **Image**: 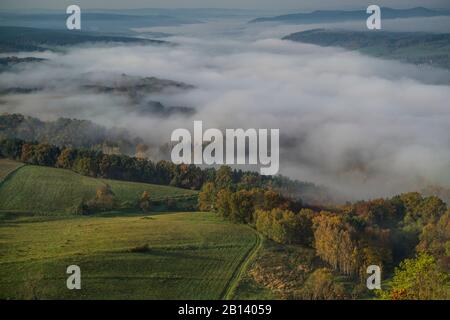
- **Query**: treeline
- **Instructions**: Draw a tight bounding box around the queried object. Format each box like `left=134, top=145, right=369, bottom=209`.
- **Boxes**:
left=73, top=184, right=194, bottom=215
left=0, top=138, right=324, bottom=198
left=0, top=113, right=139, bottom=154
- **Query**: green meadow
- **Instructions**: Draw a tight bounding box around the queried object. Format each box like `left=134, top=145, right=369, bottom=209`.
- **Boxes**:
left=0, top=164, right=197, bottom=214
left=0, top=160, right=259, bottom=299
left=0, top=212, right=257, bottom=299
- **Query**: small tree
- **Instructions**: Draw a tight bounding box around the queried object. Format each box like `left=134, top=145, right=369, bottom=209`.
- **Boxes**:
left=198, top=182, right=216, bottom=212
left=87, top=184, right=116, bottom=211
left=139, top=191, right=152, bottom=212
left=215, top=189, right=232, bottom=218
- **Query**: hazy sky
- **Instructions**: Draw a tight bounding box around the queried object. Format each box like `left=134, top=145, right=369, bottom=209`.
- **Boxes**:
left=1, top=0, right=450, bottom=11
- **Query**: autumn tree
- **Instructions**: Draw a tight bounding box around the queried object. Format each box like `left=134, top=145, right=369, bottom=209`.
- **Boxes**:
left=215, top=166, right=233, bottom=191
left=87, top=184, right=117, bottom=211
left=416, top=210, right=450, bottom=271
left=296, top=268, right=348, bottom=300
left=20, top=143, right=35, bottom=163
left=313, top=213, right=359, bottom=276
left=139, top=191, right=152, bottom=212
left=56, top=147, right=76, bottom=169
left=229, top=189, right=255, bottom=223
left=215, top=188, right=232, bottom=218
left=198, top=182, right=216, bottom=212
left=263, top=190, right=289, bottom=211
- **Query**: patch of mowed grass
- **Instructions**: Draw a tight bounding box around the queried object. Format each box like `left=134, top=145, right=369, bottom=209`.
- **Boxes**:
left=0, top=212, right=257, bottom=299
left=0, top=164, right=197, bottom=215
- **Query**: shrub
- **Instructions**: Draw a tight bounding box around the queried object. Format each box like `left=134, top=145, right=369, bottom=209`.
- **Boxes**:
left=129, top=244, right=150, bottom=253
left=296, top=268, right=348, bottom=300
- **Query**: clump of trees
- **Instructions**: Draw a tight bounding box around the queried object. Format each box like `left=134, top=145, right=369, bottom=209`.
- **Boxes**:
left=198, top=174, right=301, bottom=225
left=312, top=212, right=392, bottom=279
left=255, top=208, right=313, bottom=245
left=378, top=253, right=449, bottom=300
left=416, top=210, right=449, bottom=272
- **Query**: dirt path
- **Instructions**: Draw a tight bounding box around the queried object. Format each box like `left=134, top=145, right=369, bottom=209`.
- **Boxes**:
left=220, top=226, right=263, bottom=300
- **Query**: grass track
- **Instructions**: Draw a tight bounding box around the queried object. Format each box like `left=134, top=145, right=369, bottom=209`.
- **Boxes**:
left=222, top=228, right=263, bottom=300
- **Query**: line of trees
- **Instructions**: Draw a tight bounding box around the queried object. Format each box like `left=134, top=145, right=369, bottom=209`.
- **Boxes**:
left=0, top=138, right=324, bottom=198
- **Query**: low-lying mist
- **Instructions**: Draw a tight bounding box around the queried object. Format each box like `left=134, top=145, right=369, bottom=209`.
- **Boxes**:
left=1, top=19, right=449, bottom=201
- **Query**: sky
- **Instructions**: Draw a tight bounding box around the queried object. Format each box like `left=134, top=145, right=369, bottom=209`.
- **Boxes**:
left=1, top=0, right=450, bottom=11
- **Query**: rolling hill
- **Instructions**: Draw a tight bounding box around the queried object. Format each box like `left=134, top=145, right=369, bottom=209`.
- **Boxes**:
left=283, top=29, right=450, bottom=70
left=250, top=7, right=450, bottom=24
left=0, top=159, right=262, bottom=300
left=0, top=26, right=168, bottom=53
left=0, top=161, right=197, bottom=215
left=0, top=12, right=200, bottom=34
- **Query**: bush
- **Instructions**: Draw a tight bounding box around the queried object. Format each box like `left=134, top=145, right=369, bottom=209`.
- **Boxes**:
left=129, top=244, right=150, bottom=253
left=296, top=268, right=348, bottom=300
left=139, top=191, right=152, bottom=212
left=86, top=184, right=117, bottom=212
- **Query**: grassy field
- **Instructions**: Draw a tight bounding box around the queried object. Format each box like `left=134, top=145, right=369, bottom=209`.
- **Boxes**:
left=0, top=159, right=261, bottom=300
left=0, top=212, right=258, bottom=299
left=0, top=162, right=197, bottom=215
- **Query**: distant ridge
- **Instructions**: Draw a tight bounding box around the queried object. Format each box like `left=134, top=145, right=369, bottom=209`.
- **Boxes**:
left=250, top=7, right=450, bottom=24
left=0, top=26, right=169, bottom=53
left=0, top=12, right=200, bottom=33
left=283, top=29, right=450, bottom=70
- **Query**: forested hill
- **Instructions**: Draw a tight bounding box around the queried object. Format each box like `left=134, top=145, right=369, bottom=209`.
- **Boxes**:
left=0, top=12, right=200, bottom=34
left=250, top=7, right=450, bottom=24
left=0, top=113, right=141, bottom=154
left=283, top=29, right=450, bottom=70
left=0, top=26, right=168, bottom=53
